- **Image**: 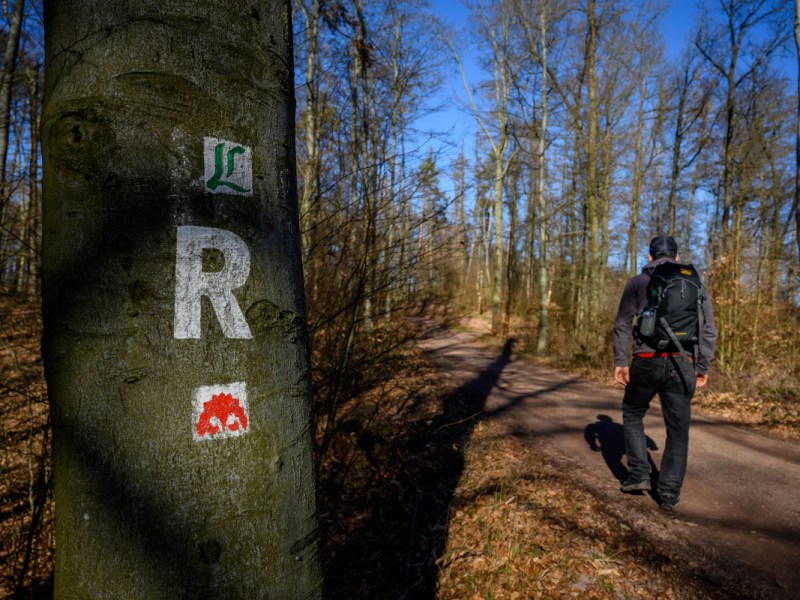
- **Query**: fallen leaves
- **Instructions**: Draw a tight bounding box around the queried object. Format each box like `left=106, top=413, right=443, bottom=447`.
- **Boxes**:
left=435, top=419, right=715, bottom=600
left=695, top=390, right=800, bottom=442
left=0, top=295, right=53, bottom=598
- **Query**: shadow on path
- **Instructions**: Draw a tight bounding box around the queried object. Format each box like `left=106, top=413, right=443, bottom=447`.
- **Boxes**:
left=324, top=337, right=544, bottom=598
left=584, top=414, right=658, bottom=490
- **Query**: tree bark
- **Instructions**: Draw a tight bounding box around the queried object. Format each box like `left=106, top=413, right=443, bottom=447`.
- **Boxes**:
left=504, top=169, right=518, bottom=329
left=0, top=0, right=25, bottom=255
left=14, top=66, right=40, bottom=298
left=535, top=1, right=549, bottom=355
left=627, top=59, right=647, bottom=276
left=41, top=2, right=323, bottom=597
left=795, top=0, right=800, bottom=263
left=585, top=0, right=599, bottom=325
left=297, top=0, right=321, bottom=288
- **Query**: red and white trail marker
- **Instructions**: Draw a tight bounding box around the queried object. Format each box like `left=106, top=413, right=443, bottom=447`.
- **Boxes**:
left=192, top=382, right=250, bottom=441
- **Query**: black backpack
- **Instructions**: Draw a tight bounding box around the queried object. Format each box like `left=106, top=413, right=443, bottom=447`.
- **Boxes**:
left=636, top=261, right=704, bottom=359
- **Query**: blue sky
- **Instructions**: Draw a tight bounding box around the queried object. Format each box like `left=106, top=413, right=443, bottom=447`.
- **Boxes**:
left=423, top=0, right=703, bottom=172
left=419, top=0, right=796, bottom=269
left=421, top=0, right=795, bottom=192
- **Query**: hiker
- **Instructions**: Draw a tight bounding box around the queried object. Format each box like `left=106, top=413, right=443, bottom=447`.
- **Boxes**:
left=612, top=236, right=718, bottom=513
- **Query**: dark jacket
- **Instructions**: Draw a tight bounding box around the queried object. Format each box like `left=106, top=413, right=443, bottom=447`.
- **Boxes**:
left=613, top=258, right=718, bottom=375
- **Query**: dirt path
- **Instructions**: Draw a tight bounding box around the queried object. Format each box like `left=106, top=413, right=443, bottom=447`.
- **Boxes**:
left=418, top=321, right=800, bottom=598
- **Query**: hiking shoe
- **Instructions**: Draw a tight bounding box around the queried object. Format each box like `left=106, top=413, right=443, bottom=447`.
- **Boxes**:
left=659, top=494, right=678, bottom=514
left=620, top=478, right=651, bottom=493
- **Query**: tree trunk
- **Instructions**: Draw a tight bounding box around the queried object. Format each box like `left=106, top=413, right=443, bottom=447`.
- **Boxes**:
left=449, top=2, right=515, bottom=332
left=385, top=13, right=403, bottom=325
left=27, top=67, right=41, bottom=298
left=584, top=0, right=600, bottom=337
left=41, top=2, right=323, bottom=597
left=504, top=173, right=518, bottom=330
left=667, top=65, right=689, bottom=242
left=567, top=127, right=581, bottom=331
left=14, top=66, right=40, bottom=298
left=627, top=73, right=647, bottom=276
left=0, top=0, right=25, bottom=226
left=492, top=149, right=505, bottom=333
left=535, top=1, right=549, bottom=355
left=481, top=200, right=491, bottom=314
left=297, top=0, right=321, bottom=295
left=682, top=156, right=702, bottom=263
left=453, top=149, right=468, bottom=298
left=795, top=0, right=800, bottom=262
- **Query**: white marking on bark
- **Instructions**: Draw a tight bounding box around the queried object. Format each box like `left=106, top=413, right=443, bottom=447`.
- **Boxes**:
left=174, top=226, right=253, bottom=339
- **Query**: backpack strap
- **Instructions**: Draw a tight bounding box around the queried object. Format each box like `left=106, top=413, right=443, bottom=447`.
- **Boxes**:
left=659, top=316, right=693, bottom=392
left=659, top=316, right=692, bottom=364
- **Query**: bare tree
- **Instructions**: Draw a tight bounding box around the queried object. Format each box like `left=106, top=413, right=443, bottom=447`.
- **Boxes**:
left=0, top=0, right=25, bottom=221
left=794, top=0, right=800, bottom=263
left=448, top=0, right=519, bottom=333
left=696, top=0, right=790, bottom=269
left=514, top=0, right=556, bottom=353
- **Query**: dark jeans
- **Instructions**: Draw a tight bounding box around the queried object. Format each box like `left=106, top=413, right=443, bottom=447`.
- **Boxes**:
left=622, top=355, right=696, bottom=498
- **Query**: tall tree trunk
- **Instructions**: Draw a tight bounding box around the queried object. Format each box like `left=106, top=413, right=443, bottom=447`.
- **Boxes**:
left=14, top=66, right=40, bottom=298
left=453, top=149, right=468, bottom=298
left=567, top=127, right=581, bottom=330
left=355, top=0, right=376, bottom=330
left=795, top=0, right=800, bottom=262
left=385, top=14, right=403, bottom=325
left=682, top=155, right=702, bottom=263
left=297, top=0, right=321, bottom=295
left=0, top=0, right=25, bottom=230
left=627, top=71, right=647, bottom=276
left=481, top=200, right=492, bottom=314
left=598, top=106, right=613, bottom=324
left=765, top=163, right=782, bottom=301
left=535, top=1, right=549, bottom=355
left=492, top=148, right=505, bottom=333
left=504, top=174, right=518, bottom=330
left=27, top=67, right=41, bottom=298
left=42, top=2, right=323, bottom=597
left=720, top=62, right=737, bottom=254
left=14, top=180, right=30, bottom=293
left=666, top=65, right=690, bottom=242
left=448, top=3, right=515, bottom=333
left=584, top=0, right=600, bottom=339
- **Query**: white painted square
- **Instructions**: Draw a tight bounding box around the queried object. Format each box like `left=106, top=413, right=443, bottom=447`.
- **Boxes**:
left=203, top=137, right=252, bottom=196
left=192, top=381, right=250, bottom=441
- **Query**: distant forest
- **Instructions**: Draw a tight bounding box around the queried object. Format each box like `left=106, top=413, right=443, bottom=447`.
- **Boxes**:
left=1, top=0, right=798, bottom=399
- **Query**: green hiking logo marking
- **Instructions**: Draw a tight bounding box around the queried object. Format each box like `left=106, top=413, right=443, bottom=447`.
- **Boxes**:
left=203, top=137, right=252, bottom=196
left=207, top=143, right=248, bottom=192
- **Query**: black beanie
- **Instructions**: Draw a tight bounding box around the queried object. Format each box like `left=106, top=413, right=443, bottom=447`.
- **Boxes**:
left=649, top=236, right=678, bottom=258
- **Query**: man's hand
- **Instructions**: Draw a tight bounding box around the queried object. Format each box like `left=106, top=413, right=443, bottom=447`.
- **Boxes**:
left=696, top=373, right=708, bottom=388
left=614, top=366, right=630, bottom=386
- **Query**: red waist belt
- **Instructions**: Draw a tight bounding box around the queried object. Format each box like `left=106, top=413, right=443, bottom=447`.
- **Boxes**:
left=635, top=352, right=690, bottom=359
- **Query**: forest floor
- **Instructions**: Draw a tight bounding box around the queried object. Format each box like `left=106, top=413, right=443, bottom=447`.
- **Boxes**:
left=2, top=295, right=800, bottom=598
